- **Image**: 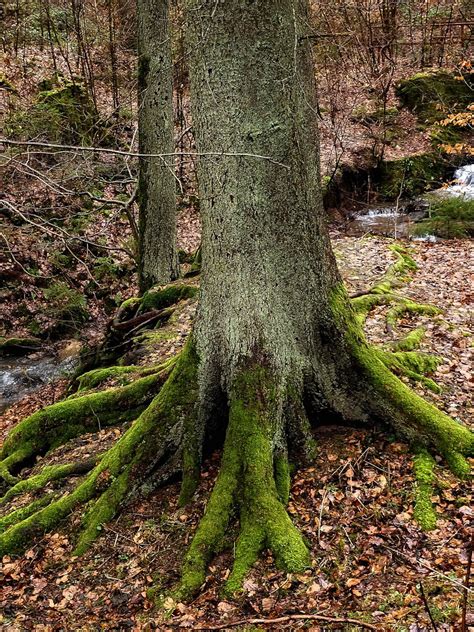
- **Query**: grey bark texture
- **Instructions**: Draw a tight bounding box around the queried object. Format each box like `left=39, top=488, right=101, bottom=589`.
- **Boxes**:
left=138, top=0, right=179, bottom=291
left=187, top=0, right=367, bottom=423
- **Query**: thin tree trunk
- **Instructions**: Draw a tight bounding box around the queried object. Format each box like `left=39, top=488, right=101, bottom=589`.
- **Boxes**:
left=137, top=0, right=179, bottom=291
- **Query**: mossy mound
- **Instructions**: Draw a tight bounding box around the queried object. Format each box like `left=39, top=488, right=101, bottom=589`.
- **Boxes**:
left=35, top=82, right=98, bottom=143
left=5, top=78, right=100, bottom=144
left=0, top=337, right=42, bottom=356
left=396, top=70, right=473, bottom=125
left=373, top=153, right=451, bottom=200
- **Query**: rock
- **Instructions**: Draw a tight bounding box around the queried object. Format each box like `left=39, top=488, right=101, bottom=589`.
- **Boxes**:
left=58, top=339, right=82, bottom=361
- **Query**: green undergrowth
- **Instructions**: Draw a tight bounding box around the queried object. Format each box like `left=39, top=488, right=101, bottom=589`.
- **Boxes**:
left=411, top=196, right=474, bottom=239
left=4, top=78, right=101, bottom=144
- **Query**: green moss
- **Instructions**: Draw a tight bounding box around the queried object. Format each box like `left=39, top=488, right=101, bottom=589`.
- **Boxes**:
left=350, top=245, right=419, bottom=325
left=43, top=281, right=88, bottom=325
left=140, top=284, right=198, bottom=312
left=392, top=326, right=427, bottom=352
left=378, top=350, right=443, bottom=393
left=77, top=359, right=176, bottom=392
left=396, top=70, right=473, bottom=125
left=413, top=450, right=437, bottom=531
left=274, top=452, right=291, bottom=505
left=180, top=364, right=309, bottom=599
left=133, top=330, right=178, bottom=348
left=5, top=79, right=100, bottom=144
left=390, top=351, right=442, bottom=376
left=0, top=337, right=41, bottom=356
left=77, top=365, right=141, bottom=390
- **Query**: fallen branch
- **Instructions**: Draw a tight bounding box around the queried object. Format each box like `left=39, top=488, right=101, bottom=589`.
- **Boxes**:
left=384, top=545, right=472, bottom=593
left=111, top=306, right=175, bottom=333
left=1, top=138, right=290, bottom=170
left=419, top=582, right=439, bottom=631
left=191, top=613, right=379, bottom=630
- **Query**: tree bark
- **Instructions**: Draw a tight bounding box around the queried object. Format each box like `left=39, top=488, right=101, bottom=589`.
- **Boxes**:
left=137, top=0, right=179, bottom=291
left=187, top=0, right=367, bottom=423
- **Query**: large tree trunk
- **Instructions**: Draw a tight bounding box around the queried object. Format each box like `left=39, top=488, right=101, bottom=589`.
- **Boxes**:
left=0, top=0, right=471, bottom=603
left=189, top=0, right=369, bottom=431
left=137, top=0, right=179, bottom=290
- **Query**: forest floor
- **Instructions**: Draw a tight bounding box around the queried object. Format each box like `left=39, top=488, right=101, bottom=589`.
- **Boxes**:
left=1, top=234, right=472, bottom=632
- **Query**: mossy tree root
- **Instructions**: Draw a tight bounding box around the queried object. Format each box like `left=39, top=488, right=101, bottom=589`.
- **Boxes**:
left=385, top=301, right=441, bottom=331
left=0, top=364, right=175, bottom=480
left=332, top=284, right=473, bottom=478
left=179, top=365, right=310, bottom=599
left=0, top=459, right=98, bottom=505
left=377, top=349, right=443, bottom=393
left=76, top=357, right=177, bottom=392
left=359, top=346, right=473, bottom=477
left=0, top=341, right=199, bottom=557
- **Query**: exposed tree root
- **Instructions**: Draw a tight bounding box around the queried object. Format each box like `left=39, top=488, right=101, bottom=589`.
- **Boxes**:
left=377, top=349, right=443, bottom=393
left=0, top=340, right=198, bottom=557
left=0, top=365, right=174, bottom=483
left=0, top=459, right=98, bottom=505
left=333, top=285, right=473, bottom=476
left=180, top=366, right=310, bottom=599
left=76, top=357, right=176, bottom=392
left=0, top=243, right=471, bottom=605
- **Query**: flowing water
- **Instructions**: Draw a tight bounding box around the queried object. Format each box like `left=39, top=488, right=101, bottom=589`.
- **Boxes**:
left=346, top=163, right=474, bottom=238
left=0, top=354, right=78, bottom=413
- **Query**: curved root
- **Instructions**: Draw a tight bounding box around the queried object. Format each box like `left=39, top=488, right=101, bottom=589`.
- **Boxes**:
left=0, top=459, right=98, bottom=505
left=76, top=357, right=175, bottom=391
left=0, top=363, right=174, bottom=479
left=0, top=340, right=199, bottom=557
left=180, top=365, right=309, bottom=599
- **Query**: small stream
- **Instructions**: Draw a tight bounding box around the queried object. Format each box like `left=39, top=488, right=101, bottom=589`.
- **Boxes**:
left=346, top=163, right=474, bottom=238
left=0, top=354, right=78, bottom=414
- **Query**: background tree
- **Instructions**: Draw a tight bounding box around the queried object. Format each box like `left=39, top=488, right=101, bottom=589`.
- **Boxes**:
left=0, top=0, right=471, bottom=603
left=137, top=0, right=179, bottom=290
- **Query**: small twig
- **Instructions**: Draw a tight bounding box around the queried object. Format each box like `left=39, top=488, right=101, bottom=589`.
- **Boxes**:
left=462, top=531, right=473, bottom=632
left=419, top=582, right=439, bottom=631
left=191, top=613, right=379, bottom=630
left=317, top=489, right=328, bottom=545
